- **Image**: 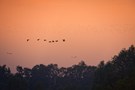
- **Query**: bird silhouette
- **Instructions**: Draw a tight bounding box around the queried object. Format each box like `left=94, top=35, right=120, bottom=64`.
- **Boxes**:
left=44, top=39, right=47, bottom=41
left=52, top=40, right=55, bottom=43
left=37, top=39, right=40, bottom=41
left=27, top=39, right=30, bottom=42
left=62, top=39, right=65, bottom=42
left=49, top=41, right=52, bottom=43
left=7, top=52, right=13, bottom=55
left=55, top=40, right=58, bottom=42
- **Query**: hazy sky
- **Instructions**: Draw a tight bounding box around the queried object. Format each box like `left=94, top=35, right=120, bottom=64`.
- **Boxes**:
left=0, top=0, right=135, bottom=71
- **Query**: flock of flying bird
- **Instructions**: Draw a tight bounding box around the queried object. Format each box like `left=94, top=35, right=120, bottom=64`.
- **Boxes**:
left=5, top=39, right=66, bottom=55
left=26, top=39, right=66, bottom=43
left=5, top=38, right=77, bottom=59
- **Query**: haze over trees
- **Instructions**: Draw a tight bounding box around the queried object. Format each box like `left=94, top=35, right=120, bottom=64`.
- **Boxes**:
left=0, top=45, right=135, bottom=90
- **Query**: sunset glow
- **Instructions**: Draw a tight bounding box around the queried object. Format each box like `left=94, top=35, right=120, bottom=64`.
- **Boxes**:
left=0, top=0, right=135, bottom=71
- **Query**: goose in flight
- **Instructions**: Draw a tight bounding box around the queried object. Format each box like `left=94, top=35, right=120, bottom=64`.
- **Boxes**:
left=37, top=39, right=40, bottom=41
left=7, top=52, right=13, bottom=55
left=44, top=39, right=47, bottom=41
left=62, top=39, right=65, bottom=42
left=55, top=40, right=58, bottom=42
left=27, top=39, right=30, bottom=42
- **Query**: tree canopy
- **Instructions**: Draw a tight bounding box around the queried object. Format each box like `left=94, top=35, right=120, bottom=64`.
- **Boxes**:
left=0, top=45, right=135, bottom=90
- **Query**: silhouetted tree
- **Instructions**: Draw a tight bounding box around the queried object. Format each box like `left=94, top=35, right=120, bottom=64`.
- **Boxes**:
left=0, top=45, right=135, bottom=90
left=93, top=45, right=135, bottom=90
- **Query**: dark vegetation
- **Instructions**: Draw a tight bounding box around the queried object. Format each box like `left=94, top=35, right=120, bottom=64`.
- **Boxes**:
left=0, top=45, right=135, bottom=90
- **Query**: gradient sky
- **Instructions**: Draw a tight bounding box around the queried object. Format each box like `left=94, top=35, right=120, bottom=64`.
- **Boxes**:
left=0, top=0, right=135, bottom=71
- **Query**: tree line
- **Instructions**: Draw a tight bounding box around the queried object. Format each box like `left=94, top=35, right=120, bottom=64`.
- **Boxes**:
left=0, top=45, right=135, bottom=90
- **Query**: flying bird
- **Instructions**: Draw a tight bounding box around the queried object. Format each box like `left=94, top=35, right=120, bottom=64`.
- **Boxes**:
left=27, top=39, right=30, bottom=42
left=52, top=40, right=55, bottom=42
left=49, top=41, right=52, bottom=43
left=55, top=40, right=58, bottom=42
left=7, top=52, right=13, bottom=55
left=37, top=39, right=40, bottom=41
left=44, top=39, right=47, bottom=41
left=62, top=39, right=66, bottom=42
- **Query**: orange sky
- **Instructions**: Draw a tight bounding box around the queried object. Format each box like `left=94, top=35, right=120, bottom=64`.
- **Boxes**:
left=0, top=0, right=135, bottom=71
